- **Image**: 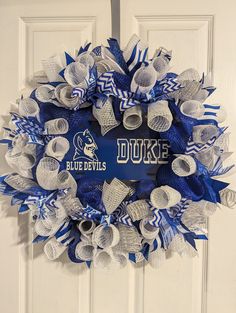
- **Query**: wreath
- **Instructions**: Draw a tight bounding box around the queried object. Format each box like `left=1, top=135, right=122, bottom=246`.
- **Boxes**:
left=0, top=35, right=235, bottom=268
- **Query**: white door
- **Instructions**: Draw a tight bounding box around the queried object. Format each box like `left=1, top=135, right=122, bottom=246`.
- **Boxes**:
left=0, top=1, right=236, bottom=313
left=120, top=1, right=236, bottom=313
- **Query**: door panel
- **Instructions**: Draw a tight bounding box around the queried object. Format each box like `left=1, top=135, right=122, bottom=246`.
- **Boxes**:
left=0, top=1, right=111, bottom=313
left=120, top=1, right=236, bottom=313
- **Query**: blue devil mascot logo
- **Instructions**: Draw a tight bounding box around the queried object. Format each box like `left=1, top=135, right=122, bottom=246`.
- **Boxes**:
left=73, top=129, right=98, bottom=161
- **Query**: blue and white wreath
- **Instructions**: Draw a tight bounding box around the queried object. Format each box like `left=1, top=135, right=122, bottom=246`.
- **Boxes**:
left=0, top=35, right=235, bottom=268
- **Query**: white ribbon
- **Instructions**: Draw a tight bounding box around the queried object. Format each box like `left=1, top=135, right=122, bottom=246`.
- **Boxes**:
left=64, top=62, right=89, bottom=88
left=131, top=65, right=157, bottom=94
left=126, top=199, right=150, bottom=221
left=44, top=237, right=67, bottom=260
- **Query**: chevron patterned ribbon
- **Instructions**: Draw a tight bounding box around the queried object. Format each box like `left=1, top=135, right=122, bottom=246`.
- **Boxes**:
left=159, top=77, right=183, bottom=94
left=10, top=112, right=44, bottom=145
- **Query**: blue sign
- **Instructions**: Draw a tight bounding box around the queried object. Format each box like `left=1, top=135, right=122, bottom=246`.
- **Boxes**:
left=63, top=119, right=169, bottom=180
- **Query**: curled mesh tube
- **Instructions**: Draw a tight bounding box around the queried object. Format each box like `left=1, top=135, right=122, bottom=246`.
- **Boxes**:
left=59, top=85, right=80, bottom=108
left=192, top=88, right=209, bottom=102
left=123, top=34, right=141, bottom=62
left=19, top=153, right=36, bottom=170
left=150, top=185, right=181, bottom=209
left=195, top=148, right=215, bottom=169
left=220, top=188, right=236, bottom=209
left=102, top=178, right=130, bottom=214
left=64, top=62, right=88, bottom=88
left=35, top=85, right=55, bottom=103
left=112, top=246, right=128, bottom=268
left=117, top=224, right=142, bottom=253
left=140, top=217, right=159, bottom=240
left=44, top=238, right=67, bottom=260
left=77, top=220, right=96, bottom=235
left=42, top=55, right=63, bottom=82
left=93, top=98, right=120, bottom=136
left=178, top=68, right=200, bottom=83
left=46, top=137, right=70, bottom=161
left=93, top=249, right=113, bottom=268
left=60, top=196, right=83, bottom=216
left=192, top=125, right=219, bottom=144
left=126, top=200, right=150, bottom=221
left=171, top=155, right=197, bottom=177
left=92, top=224, right=120, bottom=249
left=5, top=174, right=38, bottom=191
left=19, top=98, right=39, bottom=119
left=36, top=157, right=60, bottom=190
left=34, top=219, right=58, bottom=236
left=123, top=105, right=142, bottom=130
left=152, top=56, right=169, bottom=76
left=57, top=170, right=77, bottom=197
left=180, top=100, right=204, bottom=118
left=75, top=241, right=96, bottom=261
left=131, top=65, right=157, bottom=94
left=44, top=118, right=69, bottom=135
left=148, top=100, right=173, bottom=132
left=77, top=52, right=94, bottom=68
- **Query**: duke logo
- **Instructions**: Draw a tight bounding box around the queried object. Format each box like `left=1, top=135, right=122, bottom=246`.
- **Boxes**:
left=73, top=129, right=98, bottom=162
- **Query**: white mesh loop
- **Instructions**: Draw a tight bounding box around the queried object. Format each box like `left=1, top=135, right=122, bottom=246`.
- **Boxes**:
left=102, top=178, right=130, bottom=214
left=41, top=55, right=63, bottom=82
left=152, top=57, right=169, bottom=80
left=57, top=170, right=77, bottom=197
left=123, top=34, right=141, bottom=62
left=44, top=238, right=67, bottom=260
left=77, top=220, right=96, bottom=235
left=178, top=68, right=201, bottom=82
left=131, top=65, right=157, bottom=94
left=44, top=118, right=69, bottom=135
left=34, top=219, right=58, bottom=237
left=140, top=217, right=159, bottom=240
left=148, top=100, right=173, bottom=132
left=36, top=157, right=60, bottom=190
left=59, top=85, right=80, bottom=109
left=192, top=125, right=219, bottom=144
left=126, top=200, right=150, bottom=221
left=4, top=174, right=38, bottom=191
left=92, top=224, right=120, bottom=249
left=93, top=249, right=113, bottom=268
left=220, top=188, right=236, bottom=209
left=64, top=62, right=88, bottom=88
left=19, top=98, right=39, bottom=119
left=123, top=105, right=142, bottom=130
left=171, top=155, right=197, bottom=177
left=35, top=85, right=55, bottom=103
left=93, top=98, right=120, bottom=135
left=60, top=196, right=83, bottom=216
left=180, top=100, right=205, bottom=118
left=117, top=224, right=142, bottom=253
left=75, top=241, right=96, bottom=261
left=19, top=153, right=36, bottom=170
left=46, top=137, right=70, bottom=161
left=150, top=185, right=181, bottom=209
left=77, top=52, right=95, bottom=68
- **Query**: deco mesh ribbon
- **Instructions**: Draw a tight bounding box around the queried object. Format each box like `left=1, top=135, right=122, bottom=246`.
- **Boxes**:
left=0, top=34, right=235, bottom=269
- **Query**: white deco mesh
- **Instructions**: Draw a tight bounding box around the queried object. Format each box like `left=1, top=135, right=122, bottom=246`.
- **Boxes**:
left=126, top=199, right=150, bottom=221
left=148, top=100, right=173, bottom=132
left=150, top=185, right=181, bottom=209
left=102, top=178, right=130, bottom=214
left=93, top=98, right=120, bottom=136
